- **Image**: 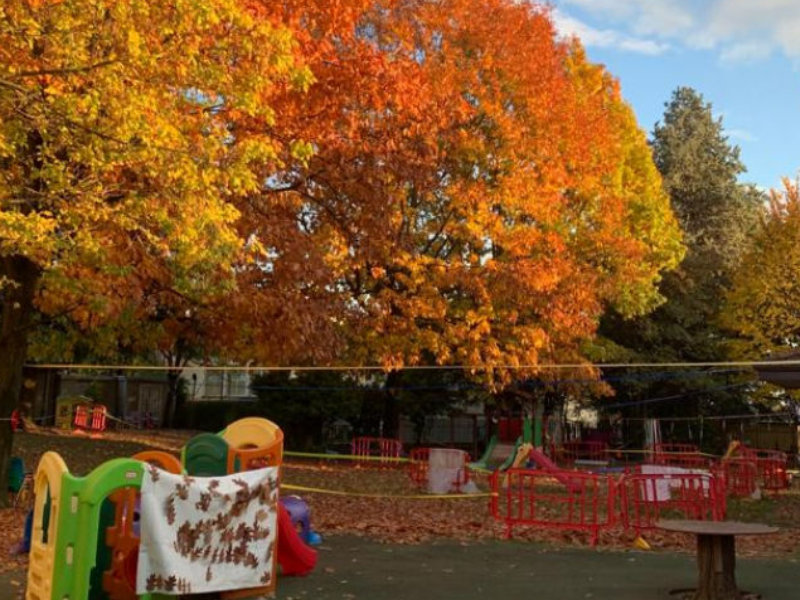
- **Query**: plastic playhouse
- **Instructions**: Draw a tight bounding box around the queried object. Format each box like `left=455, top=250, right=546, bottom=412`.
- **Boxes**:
left=24, top=417, right=317, bottom=600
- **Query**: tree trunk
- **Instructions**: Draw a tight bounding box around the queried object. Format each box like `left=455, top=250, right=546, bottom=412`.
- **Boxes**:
left=694, top=534, right=740, bottom=600
left=165, top=369, right=181, bottom=428
left=382, top=371, right=401, bottom=439
left=0, top=255, right=41, bottom=508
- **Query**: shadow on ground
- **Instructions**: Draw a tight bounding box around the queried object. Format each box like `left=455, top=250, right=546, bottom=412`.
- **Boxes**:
left=277, top=536, right=799, bottom=600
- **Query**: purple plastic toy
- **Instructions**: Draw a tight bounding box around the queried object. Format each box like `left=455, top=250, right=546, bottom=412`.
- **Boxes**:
left=280, top=495, right=322, bottom=545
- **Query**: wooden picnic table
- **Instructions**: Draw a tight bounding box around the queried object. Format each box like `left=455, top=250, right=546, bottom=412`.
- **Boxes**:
left=656, top=519, right=778, bottom=600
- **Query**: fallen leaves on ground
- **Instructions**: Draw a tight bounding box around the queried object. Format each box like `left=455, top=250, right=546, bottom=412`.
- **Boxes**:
left=283, top=460, right=800, bottom=557
left=0, top=509, right=27, bottom=574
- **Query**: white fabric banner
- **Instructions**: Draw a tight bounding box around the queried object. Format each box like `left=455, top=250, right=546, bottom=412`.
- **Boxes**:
left=136, top=465, right=279, bottom=595
left=640, top=465, right=710, bottom=501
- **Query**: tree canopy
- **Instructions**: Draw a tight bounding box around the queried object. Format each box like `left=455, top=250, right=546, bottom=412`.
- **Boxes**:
left=229, top=1, right=683, bottom=384
left=0, top=0, right=685, bottom=494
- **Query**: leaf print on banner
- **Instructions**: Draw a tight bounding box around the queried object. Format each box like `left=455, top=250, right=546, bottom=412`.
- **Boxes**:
left=145, top=574, right=161, bottom=592
left=165, top=495, right=176, bottom=525
left=175, top=483, right=189, bottom=501
left=196, top=492, right=212, bottom=512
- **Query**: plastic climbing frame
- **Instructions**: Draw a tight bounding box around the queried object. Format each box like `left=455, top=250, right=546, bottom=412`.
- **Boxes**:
left=26, top=418, right=286, bottom=600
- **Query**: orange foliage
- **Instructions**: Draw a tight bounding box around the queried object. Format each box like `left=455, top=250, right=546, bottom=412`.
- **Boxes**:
left=223, top=0, right=682, bottom=382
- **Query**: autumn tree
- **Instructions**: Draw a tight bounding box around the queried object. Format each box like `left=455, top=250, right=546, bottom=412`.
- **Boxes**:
left=233, top=0, right=683, bottom=392
left=0, top=0, right=313, bottom=502
left=721, top=179, right=800, bottom=357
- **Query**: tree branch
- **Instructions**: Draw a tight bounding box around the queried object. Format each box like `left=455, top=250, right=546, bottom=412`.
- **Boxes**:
left=11, top=59, right=120, bottom=79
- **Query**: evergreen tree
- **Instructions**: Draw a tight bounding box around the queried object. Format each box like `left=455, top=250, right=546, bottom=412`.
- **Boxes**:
left=597, top=87, right=763, bottom=429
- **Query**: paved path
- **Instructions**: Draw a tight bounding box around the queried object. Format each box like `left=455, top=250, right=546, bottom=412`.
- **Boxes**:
left=4, top=536, right=798, bottom=599
left=0, top=569, right=25, bottom=599
left=277, top=536, right=799, bottom=600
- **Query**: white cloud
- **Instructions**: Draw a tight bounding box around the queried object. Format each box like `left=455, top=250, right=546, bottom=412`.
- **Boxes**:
left=560, top=0, right=696, bottom=36
left=726, top=128, right=758, bottom=142
left=719, top=41, right=773, bottom=64
left=616, top=38, right=670, bottom=56
left=551, top=10, right=669, bottom=56
left=553, top=0, right=800, bottom=62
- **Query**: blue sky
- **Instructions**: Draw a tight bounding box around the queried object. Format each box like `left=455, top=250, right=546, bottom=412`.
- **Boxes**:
left=550, top=0, right=800, bottom=190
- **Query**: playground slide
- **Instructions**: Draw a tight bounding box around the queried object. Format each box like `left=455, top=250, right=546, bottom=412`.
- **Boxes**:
left=470, top=434, right=498, bottom=470
left=497, top=437, right=524, bottom=471
left=527, top=448, right=559, bottom=472
left=277, top=503, right=318, bottom=576
left=528, top=448, right=579, bottom=492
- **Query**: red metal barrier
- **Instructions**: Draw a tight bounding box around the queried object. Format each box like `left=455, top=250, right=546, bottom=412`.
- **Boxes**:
left=351, top=437, right=403, bottom=466
left=740, top=446, right=787, bottom=463
left=718, top=459, right=758, bottom=497
left=758, top=458, right=789, bottom=492
left=90, top=405, right=108, bottom=432
left=727, top=445, right=789, bottom=493
left=408, top=447, right=471, bottom=491
left=73, top=405, right=89, bottom=429
left=618, top=472, right=724, bottom=534
left=409, top=448, right=429, bottom=486
left=490, top=468, right=615, bottom=545
left=72, top=403, right=108, bottom=432
left=652, top=443, right=710, bottom=469
left=10, top=409, right=21, bottom=432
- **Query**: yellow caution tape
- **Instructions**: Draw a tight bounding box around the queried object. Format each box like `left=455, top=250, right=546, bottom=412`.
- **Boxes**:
left=281, top=483, right=496, bottom=499
left=283, top=451, right=496, bottom=475
left=592, top=448, right=719, bottom=459
left=284, top=451, right=410, bottom=463
left=468, top=466, right=494, bottom=475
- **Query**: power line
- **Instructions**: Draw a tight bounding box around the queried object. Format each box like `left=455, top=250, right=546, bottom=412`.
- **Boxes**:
left=602, top=382, right=751, bottom=410
left=248, top=368, right=748, bottom=393
left=22, top=360, right=800, bottom=371
left=622, top=412, right=793, bottom=422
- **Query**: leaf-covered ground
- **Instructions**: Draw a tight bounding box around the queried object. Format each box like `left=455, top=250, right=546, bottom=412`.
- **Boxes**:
left=284, top=460, right=800, bottom=559
left=3, top=430, right=800, bottom=580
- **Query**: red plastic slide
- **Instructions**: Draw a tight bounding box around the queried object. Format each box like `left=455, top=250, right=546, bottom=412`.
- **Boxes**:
left=277, top=503, right=318, bottom=576
left=528, top=448, right=580, bottom=492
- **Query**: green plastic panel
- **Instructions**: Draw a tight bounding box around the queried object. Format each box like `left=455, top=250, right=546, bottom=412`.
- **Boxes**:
left=183, top=432, right=230, bottom=477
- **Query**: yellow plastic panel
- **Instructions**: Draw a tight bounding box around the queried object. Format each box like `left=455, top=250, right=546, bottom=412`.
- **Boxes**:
left=25, top=452, right=68, bottom=600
